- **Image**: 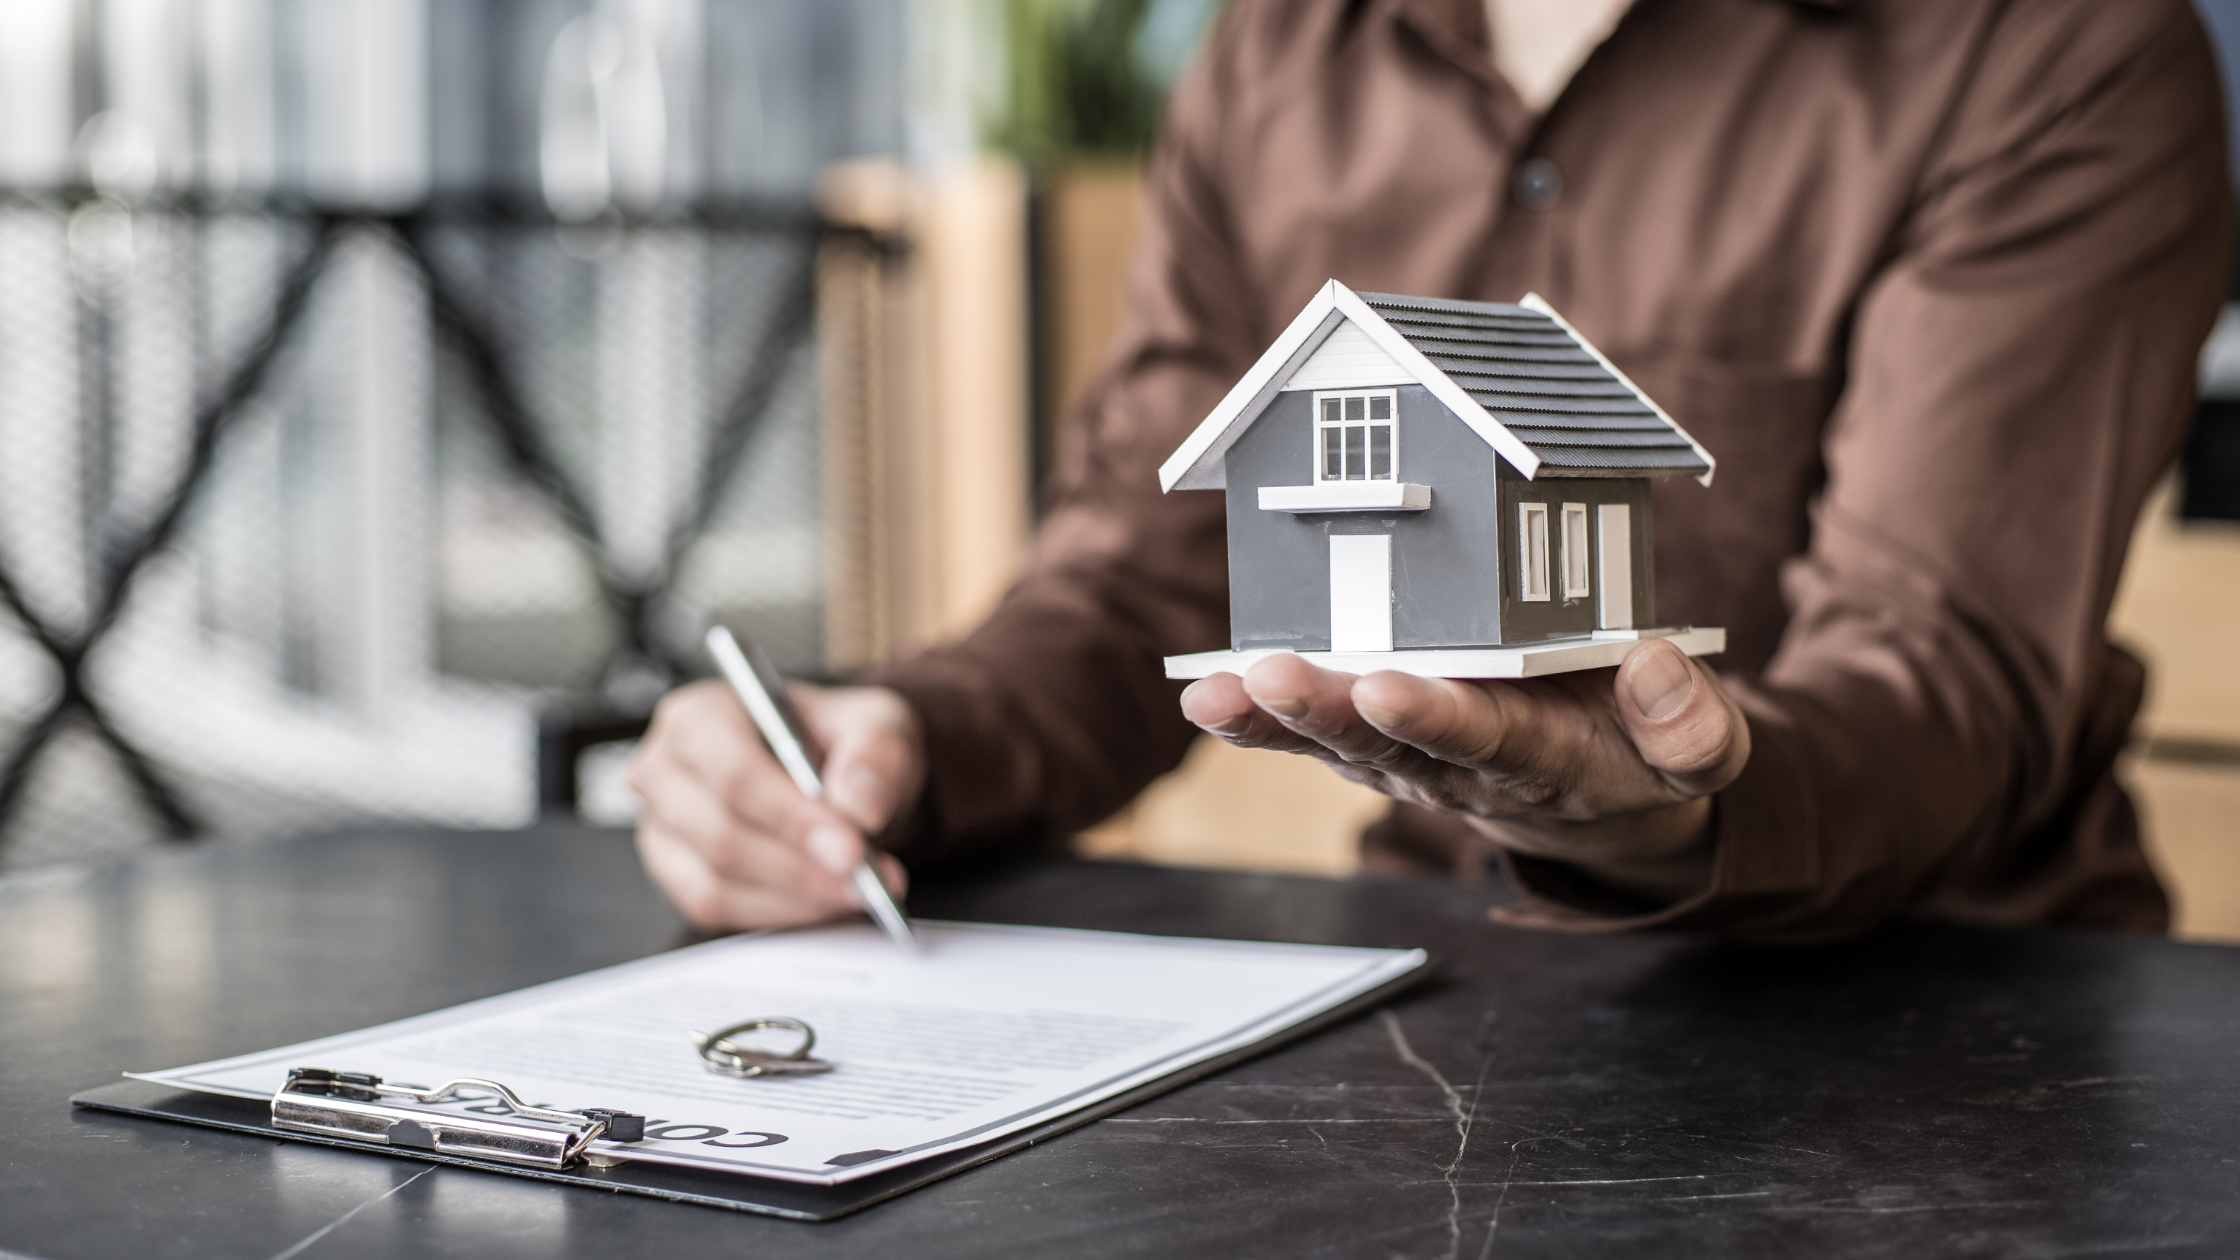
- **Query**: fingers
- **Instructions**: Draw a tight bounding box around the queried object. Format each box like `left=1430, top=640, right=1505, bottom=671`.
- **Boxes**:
left=637, top=821, right=855, bottom=930
left=1231, top=654, right=1505, bottom=807
left=1347, top=645, right=1747, bottom=805
left=1612, top=639, right=1751, bottom=796
left=872, top=852, right=908, bottom=898
left=1348, top=668, right=1524, bottom=768
left=1238, top=654, right=1408, bottom=764
left=1241, top=653, right=1494, bottom=786
left=628, top=679, right=923, bottom=932
left=1172, top=647, right=1739, bottom=900
left=1186, top=657, right=1553, bottom=809
left=1179, top=671, right=1334, bottom=759
left=1347, top=667, right=1581, bottom=811
left=797, top=686, right=925, bottom=838
left=651, top=684, right=835, bottom=837
left=1187, top=643, right=1746, bottom=813
left=627, top=709, right=859, bottom=903
left=637, top=684, right=861, bottom=879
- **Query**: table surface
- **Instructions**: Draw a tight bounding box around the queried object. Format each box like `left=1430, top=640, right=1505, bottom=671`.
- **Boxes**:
left=2, top=826, right=2237, bottom=1259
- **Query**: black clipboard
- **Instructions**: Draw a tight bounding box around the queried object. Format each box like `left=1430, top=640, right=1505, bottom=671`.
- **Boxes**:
left=72, top=963, right=1433, bottom=1221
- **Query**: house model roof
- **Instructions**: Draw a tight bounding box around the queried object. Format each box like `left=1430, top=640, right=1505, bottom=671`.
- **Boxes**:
left=1158, top=281, right=1714, bottom=492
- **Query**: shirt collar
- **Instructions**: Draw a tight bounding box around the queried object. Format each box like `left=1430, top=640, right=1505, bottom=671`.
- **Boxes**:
left=1392, top=0, right=1846, bottom=95
left=1397, top=0, right=1845, bottom=53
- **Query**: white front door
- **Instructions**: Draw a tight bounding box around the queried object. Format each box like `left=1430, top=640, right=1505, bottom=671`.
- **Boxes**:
left=1597, top=504, right=1634, bottom=630
left=1329, top=534, right=1393, bottom=652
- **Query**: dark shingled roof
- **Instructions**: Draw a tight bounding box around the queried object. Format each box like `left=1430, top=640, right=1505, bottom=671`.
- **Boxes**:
left=1356, top=292, right=1711, bottom=476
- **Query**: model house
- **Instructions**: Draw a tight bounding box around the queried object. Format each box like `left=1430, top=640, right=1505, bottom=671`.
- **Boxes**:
left=1160, top=282, right=1723, bottom=679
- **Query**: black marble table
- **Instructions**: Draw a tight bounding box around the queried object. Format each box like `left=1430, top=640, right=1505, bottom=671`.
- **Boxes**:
left=2, top=824, right=2236, bottom=1259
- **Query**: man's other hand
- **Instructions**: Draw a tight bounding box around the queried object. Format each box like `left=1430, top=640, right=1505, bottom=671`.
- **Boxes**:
left=1178, top=640, right=1749, bottom=903
left=627, top=680, right=924, bottom=931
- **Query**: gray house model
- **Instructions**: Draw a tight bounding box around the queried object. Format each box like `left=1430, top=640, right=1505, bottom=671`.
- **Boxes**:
left=1160, top=282, right=1724, bottom=680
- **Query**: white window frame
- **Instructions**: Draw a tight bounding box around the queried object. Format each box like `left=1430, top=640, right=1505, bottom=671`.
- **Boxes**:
left=1597, top=503, right=1634, bottom=629
left=1311, top=389, right=1399, bottom=484
left=1518, top=502, right=1551, bottom=602
left=1561, top=503, right=1591, bottom=599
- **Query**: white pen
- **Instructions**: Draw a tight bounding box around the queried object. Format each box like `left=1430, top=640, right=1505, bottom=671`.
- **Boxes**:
left=703, top=625, right=917, bottom=947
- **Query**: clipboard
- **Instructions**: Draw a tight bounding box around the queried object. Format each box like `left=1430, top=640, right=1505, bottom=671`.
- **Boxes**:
left=71, top=963, right=1433, bottom=1221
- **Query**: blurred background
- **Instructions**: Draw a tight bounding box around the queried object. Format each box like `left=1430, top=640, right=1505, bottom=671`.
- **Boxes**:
left=0, top=0, right=2234, bottom=942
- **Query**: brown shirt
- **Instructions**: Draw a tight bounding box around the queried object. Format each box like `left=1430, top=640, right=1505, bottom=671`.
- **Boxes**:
left=882, top=0, right=2233, bottom=942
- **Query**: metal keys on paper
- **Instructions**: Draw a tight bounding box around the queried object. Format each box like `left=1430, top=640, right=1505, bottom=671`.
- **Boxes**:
left=692, top=1017, right=835, bottom=1079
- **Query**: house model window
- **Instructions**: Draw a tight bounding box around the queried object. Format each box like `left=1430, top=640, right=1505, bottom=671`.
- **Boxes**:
left=1315, top=391, right=1396, bottom=482
left=1519, top=502, right=1551, bottom=601
left=1561, top=503, right=1591, bottom=599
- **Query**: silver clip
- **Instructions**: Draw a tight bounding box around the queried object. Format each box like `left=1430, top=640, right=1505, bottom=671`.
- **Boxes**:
left=691, top=1017, right=835, bottom=1078
left=271, top=1068, right=644, bottom=1170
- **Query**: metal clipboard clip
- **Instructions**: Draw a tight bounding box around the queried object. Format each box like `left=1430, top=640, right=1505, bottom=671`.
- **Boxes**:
left=271, top=1068, right=644, bottom=1171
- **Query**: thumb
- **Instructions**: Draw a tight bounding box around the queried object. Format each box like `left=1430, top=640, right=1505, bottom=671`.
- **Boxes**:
left=1613, top=639, right=1750, bottom=796
left=821, top=734, right=902, bottom=837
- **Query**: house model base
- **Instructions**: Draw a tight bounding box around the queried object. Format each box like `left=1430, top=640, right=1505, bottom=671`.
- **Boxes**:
left=1163, top=627, right=1724, bottom=681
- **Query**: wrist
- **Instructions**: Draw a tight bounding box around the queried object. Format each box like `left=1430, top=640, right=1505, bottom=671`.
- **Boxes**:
left=1467, top=795, right=1716, bottom=907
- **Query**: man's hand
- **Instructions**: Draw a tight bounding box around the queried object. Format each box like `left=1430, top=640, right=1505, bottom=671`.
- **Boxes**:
left=1178, top=639, right=1749, bottom=903
left=627, top=680, right=925, bottom=931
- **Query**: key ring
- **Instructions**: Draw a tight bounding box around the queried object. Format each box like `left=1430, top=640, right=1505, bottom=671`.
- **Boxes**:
left=691, top=1017, right=835, bottom=1078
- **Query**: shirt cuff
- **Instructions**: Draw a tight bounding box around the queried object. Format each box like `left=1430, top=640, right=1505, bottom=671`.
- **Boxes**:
left=873, top=648, right=1046, bottom=865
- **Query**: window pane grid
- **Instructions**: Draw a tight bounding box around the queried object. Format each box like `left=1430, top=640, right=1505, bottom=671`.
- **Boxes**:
left=1314, top=390, right=1397, bottom=484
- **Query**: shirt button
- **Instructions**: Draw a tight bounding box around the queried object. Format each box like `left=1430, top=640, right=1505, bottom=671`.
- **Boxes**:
left=1510, top=158, right=1562, bottom=210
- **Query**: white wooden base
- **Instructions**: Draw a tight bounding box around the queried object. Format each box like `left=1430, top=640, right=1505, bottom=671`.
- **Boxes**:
left=1164, top=627, right=1725, bottom=680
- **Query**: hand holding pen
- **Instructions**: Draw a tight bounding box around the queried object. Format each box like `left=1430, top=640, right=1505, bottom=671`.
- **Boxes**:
left=702, top=627, right=916, bottom=945
left=627, top=630, right=924, bottom=938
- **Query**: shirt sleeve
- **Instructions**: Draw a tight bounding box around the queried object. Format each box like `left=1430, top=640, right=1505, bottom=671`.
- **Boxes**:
left=1495, top=0, right=2233, bottom=942
left=875, top=26, right=1264, bottom=863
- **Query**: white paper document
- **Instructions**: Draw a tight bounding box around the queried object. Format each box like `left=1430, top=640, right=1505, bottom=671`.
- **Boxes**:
left=132, top=922, right=1425, bottom=1185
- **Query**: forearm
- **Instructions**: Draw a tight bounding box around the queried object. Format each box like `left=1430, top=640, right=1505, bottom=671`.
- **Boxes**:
left=876, top=534, right=1223, bottom=862
left=1491, top=507, right=2167, bottom=944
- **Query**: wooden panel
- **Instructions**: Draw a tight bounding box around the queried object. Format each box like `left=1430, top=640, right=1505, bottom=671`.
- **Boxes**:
left=2130, top=757, right=2240, bottom=942
left=1037, top=162, right=1144, bottom=479
left=2110, top=479, right=2240, bottom=942
left=816, top=157, right=1032, bottom=672
left=920, top=159, right=1032, bottom=642
left=2110, top=482, right=2240, bottom=744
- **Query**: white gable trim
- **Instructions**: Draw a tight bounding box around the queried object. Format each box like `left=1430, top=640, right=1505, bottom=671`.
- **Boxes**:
left=1283, top=319, right=1413, bottom=390
left=1518, top=293, right=1717, bottom=488
left=1160, top=281, right=1547, bottom=491
left=1329, top=286, right=1542, bottom=481
left=1159, top=282, right=1345, bottom=491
